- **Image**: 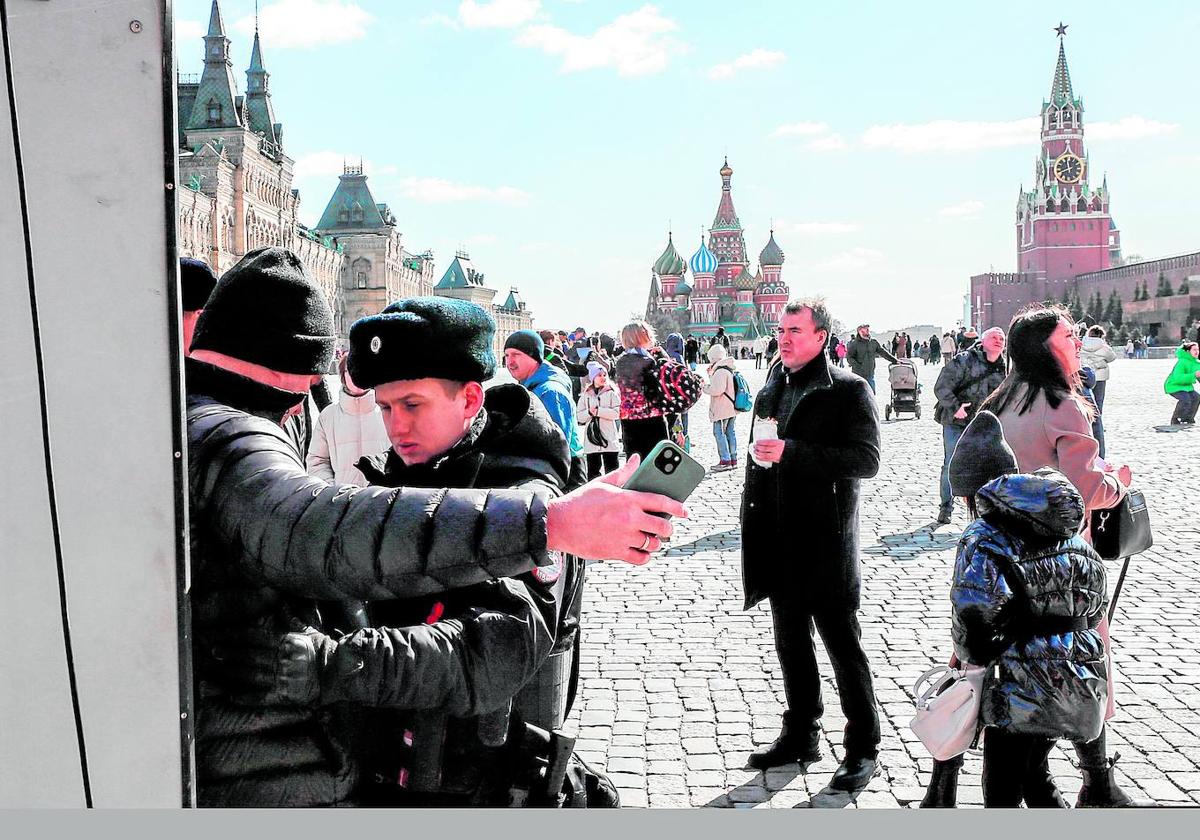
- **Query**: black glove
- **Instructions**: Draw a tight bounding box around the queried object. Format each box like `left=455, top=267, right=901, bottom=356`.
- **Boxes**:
left=209, top=625, right=336, bottom=707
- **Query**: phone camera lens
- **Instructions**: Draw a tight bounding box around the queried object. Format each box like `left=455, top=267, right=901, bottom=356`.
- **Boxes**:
left=663, top=463, right=676, bottom=473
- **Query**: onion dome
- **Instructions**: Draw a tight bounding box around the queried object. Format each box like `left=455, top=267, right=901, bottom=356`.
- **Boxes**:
left=733, top=267, right=756, bottom=291
left=690, top=239, right=718, bottom=275
left=675, top=275, right=692, bottom=296
left=759, top=229, right=785, bottom=267
left=652, top=232, right=686, bottom=276
left=719, top=157, right=733, bottom=178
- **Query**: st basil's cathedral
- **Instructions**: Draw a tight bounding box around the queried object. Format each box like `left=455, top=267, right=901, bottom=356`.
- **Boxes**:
left=646, top=160, right=789, bottom=340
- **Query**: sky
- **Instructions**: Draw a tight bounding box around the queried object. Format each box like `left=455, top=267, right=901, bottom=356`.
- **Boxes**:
left=176, top=0, right=1200, bottom=333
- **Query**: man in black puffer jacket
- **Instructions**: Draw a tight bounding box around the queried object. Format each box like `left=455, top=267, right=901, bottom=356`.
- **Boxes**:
left=933, top=327, right=1006, bottom=524
left=187, top=249, right=680, bottom=806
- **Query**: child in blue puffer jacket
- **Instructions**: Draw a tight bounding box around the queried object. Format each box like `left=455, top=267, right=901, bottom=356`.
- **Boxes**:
left=923, top=411, right=1109, bottom=808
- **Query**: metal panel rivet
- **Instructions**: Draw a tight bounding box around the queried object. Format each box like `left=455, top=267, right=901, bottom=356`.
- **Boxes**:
left=129, top=20, right=142, bottom=33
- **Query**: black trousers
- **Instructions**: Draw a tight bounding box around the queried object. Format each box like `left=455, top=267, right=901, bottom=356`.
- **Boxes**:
left=585, top=451, right=619, bottom=481
left=768, top=593, right=880, bottom=758
left=621, top=416, right=668, bottom=461
left=982, top=728, right=1057, bottom=807
left=566, top=455, right=588, bottom=491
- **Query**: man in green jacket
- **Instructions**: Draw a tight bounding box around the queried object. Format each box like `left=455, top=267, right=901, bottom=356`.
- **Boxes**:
left=844, top=324, right=898, bottom=393
left=1165, top=341, right=1200, bottom=425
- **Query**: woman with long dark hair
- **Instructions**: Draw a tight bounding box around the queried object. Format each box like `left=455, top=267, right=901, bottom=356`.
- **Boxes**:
left=983, top=305, right=1146, bottom=807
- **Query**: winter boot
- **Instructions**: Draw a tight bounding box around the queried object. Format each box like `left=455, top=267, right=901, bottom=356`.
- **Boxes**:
left=747, top=716, right=820, bottom=770
left=919, top=755, right=963, bottom=808
left=936, top=502, right=953, bottom=525
left=1075, top=730, right=1154, bottom=808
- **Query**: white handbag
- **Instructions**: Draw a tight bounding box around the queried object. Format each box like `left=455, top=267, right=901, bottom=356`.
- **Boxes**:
left=909, top=664, right=986, bottom=760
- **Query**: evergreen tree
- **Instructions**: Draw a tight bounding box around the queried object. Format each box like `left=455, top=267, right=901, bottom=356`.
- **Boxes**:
left=1067, top=288, right=1085, bottom=322
left=1179, top=276, right=1190, bottom=294
left=1113, top=296, right=1124, bottom=327
left=1103, top=290, right=1119, bottom=324
left=1156, top=272, right=1173, bottom=297
left=1086, top=290, right=1104, bottom=323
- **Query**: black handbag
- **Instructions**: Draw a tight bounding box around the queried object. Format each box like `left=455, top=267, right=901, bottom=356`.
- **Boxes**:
left=1090, top=489, right=1152, bottom=622
left=1089, top=489, right=1152, bottom=562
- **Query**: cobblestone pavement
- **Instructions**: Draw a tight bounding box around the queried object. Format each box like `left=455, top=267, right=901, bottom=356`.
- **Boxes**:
left=566, top=356, right=1200, bottom=808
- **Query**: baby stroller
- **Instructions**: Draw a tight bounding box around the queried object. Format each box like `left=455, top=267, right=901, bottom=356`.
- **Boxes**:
left=885, top=360, right=921, bottom=420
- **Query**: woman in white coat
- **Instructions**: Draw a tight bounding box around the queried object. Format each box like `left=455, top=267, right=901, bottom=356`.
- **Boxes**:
left=703, top=344, right=739, bottom=471
left=1080, top=325, right=1118, bottom=413
left=576, top=362, right=622, bottom=480
left=306, top=354, right=391, bottom=486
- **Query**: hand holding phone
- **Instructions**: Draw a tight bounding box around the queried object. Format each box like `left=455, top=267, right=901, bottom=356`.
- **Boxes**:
left=623, top=440, right=706, bottom=512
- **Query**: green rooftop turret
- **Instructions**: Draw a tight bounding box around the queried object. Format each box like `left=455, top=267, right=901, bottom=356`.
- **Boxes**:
left=314, top=163, right=389, bottom=232
left=246, top=27, right=280, bottom=146
left=187, top=0, right=242, bottom=131
left=652, top=232, right=686, bottom=276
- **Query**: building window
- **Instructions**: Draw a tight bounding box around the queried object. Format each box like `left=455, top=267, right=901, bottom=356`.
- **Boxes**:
left=206, top=99, right=221, bottom=123
left=1051, top=222, right=1058, bottom=232
left=1070, top=222, right=1076, bottom=231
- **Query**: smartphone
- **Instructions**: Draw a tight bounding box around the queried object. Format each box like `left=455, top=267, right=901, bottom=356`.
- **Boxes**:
left=624, top=440, right=706, bottom=510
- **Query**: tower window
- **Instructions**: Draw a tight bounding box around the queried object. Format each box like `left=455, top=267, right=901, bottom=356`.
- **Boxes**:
left=206, top=100, right=221, bottom=123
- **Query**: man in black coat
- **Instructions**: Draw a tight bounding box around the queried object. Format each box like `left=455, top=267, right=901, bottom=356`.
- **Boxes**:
left=844, top=324, right=897, bottom=393
left=741, top=298, right=882, bottom=792
left=932, top=327, right=1007, bottom=524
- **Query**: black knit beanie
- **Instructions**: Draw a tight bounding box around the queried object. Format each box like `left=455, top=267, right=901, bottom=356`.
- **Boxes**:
left=347, top=297, right=496, bottom=388
left=180, top=257, right=218, bottom=312
left=504, top=329, right=544, bottom=363
left=949, top=410, right=1019, bottom=498
left=190, top=247, right=336, bottom=375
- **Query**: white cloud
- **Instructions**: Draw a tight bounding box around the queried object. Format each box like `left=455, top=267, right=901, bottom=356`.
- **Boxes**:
left=708, top=48, right=785, bottom=80
left=784, top=222, right=861, bottom=236
left=861, top=114, right=1181, bottom=153
left=810, top=247, right=884, bottom=273
left=420, top=12, right=461, bottom=30
left=175, top=19, right=205, bottom=42
left=516, top=5, right=684, bottom=77
left=770, top=121, right=830, bottom=139
left=938, top=200, right=985, bottom=219
left=293, top=151, right=397, bottom=179
left=234, top=1, right=372, bottom=49
left=399, top=177, right=531, bottom=206
left=1088, top=116, right=1179, bottom=140
left=459, top=0, right=541, bottom=29
left=861, top=118, right=1039, bottom=152
left=806, top=133, right=847, bottom=151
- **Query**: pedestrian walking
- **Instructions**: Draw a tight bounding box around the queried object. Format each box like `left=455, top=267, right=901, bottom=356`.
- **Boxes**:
left=1081, top=325, right=1117, bottom=414
left=941, top=332, right=956, bottom=364
left=504, top=329, right=587, bottom=489
left=982, top=305, right=1145, bottom=807
left=766, top=333, right=779, bottom=365
left=1164, top=341, right=1200, bottom=425
left=932, top=327, right=1007, bottom=524
left=685, top=333, right=701, bottom=371
left=577, top=361, right=622, bottom=479
left=306, top=354, right=390, bottom=485
left=703, top=343, right=739, bottom=471
left=754, top=333, right=769, bottom=369
left=845, top=324, right=898, bottom=393
left=614, top=320, right=672, bottom=460
left=741, top=298, right=882, bottom=792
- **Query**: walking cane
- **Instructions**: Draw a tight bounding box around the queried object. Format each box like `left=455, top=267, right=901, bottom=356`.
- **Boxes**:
left=1107, top=555, right=1133, bottom=623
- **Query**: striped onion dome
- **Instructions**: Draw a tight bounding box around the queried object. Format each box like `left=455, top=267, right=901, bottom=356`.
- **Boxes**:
left=733, top=267, right=757, bottom=291
left=759, top=229, right=785, bottom=267
left=652, top=233, right=686, bottom=276
left=690, top=239, right=718, bottom=275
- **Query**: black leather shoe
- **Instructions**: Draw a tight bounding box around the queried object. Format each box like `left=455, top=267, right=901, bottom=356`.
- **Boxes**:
left=936, top=504, right=953, bottom=525
left=829, top=755, right=878, bottom=792
left=747, top=729, right=820, bottom=770
left=919, top=757, right=961, bottom=808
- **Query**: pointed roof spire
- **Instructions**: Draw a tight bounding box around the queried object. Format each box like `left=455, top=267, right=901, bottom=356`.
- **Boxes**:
left=206, top=0, right=227, bottom=38
left=1050, top=29, right=1075, bottom=106
left=249, top=29, right=265, bottom=73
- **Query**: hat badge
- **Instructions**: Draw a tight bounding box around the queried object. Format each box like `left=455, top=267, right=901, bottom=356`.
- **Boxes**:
left=370, top=335, right=382, bottom=354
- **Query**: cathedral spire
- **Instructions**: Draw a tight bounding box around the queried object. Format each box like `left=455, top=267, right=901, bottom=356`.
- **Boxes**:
left=246, top=4, right=282, bottom=148
left=206, top=0, right=226, bottom=38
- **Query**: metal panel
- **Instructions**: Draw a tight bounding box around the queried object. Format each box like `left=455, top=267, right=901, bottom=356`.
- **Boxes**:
left=0, top=0, right=188, bottom=806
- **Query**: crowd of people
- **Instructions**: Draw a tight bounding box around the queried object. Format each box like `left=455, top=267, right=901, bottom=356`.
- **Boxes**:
left=176, top=246, right=1185, bottom=809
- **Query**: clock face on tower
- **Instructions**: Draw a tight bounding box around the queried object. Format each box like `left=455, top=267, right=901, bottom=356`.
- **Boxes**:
left=1054, top=153, right=1084, bottom=184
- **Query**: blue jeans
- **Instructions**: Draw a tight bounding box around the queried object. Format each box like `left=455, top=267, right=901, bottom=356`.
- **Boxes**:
left=939, top=423, right=965, bottom=507
left=865, top=376, right=876, bottom=393
left=713, top=418, right=737, bottom=463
